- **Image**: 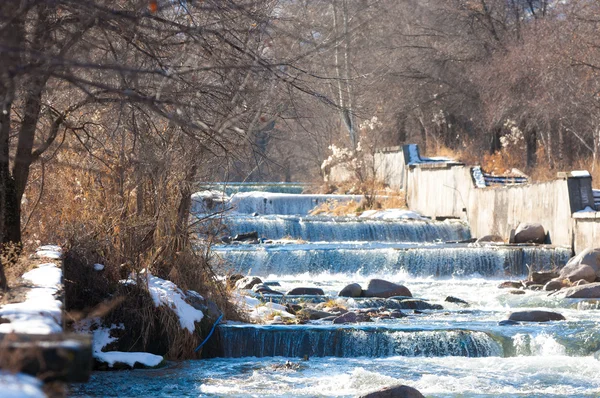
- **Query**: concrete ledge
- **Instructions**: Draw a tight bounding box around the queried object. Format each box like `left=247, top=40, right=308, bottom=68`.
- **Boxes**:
left=573, top=211, right=600, bottom=219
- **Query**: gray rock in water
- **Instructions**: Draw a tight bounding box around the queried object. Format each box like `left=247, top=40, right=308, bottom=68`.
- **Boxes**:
left=498, top=319, right=519, bottom=326
left=476, top=235, right=504, bottom=243
left=297, top=308, right=332, bottom=320
left=508, top=310, right=565, bottom=322
left=332, top=311, right=370, bottom=324
left=513, top=223, right=546, bottom=244
left=445, top=296, right=469, bottom=306
left=362, top=279, right=412, bottom=298
left=236, top=276, right=262, bottom=290
left=286, top=287, right=325, bottom=296
left=233, top=231, right=259, bottom=242
left=393, top=299, right=443, bottom=310
left=558, top=282, right=600, bottom=298
left=359, top=384, right=425, bottom=398
left=498, top=281, right=523, bottom=289
left=252, top=283, right=283, bottom=295
left=509, top=290, right=526, bottom=295
left=338, top=283, right=363, bottom=297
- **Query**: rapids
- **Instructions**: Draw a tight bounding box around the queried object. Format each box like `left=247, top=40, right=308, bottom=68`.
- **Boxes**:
left=71, top=183, right=600, bottom=397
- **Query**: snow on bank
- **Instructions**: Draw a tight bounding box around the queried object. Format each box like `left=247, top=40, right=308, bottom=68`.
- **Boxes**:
left=123, top=272, right=203, bottom=332
left=35, top=245, right=62, bottom=260
left=0, top=372, right=45, bottom=398
left=0, top=262, right=62, bottom=334
left=91, top=324, right=164, bottom=368
left=359, top=209, right=427, bottom=220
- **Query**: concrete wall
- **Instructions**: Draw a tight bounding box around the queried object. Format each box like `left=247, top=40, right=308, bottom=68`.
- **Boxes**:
left=468, top=180, right=573, bottom=247
left=406, top=164, right=473, bottom=219
left=374, top=148, right=406, bottom=190
left=325, top=143, right=600, bottom=253
left=327, top=146, right=407, bottom=190
left=573, top=215, right=600, bottom=254
left=399, top=145, right=599, bottom=252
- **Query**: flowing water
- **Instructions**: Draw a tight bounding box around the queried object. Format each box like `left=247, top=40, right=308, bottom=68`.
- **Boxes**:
left=72, top=183, right=600, bottom=397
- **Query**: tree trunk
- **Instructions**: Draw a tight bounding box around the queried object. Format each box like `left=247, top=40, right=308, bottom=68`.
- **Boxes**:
left=526, top=129, right=537, bottom=168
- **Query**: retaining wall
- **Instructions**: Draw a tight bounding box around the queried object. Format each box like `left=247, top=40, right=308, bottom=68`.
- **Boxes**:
left=395, top=145, right=599, bottom=253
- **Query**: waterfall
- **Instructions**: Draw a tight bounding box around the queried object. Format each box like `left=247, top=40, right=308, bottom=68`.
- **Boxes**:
left=213, top=244, right=571, bottom=277
left=228, top=193, right=364, bottom=216
left=221, top=215, right=470, bottom=242
left=215, top=325, right=502, bottom=358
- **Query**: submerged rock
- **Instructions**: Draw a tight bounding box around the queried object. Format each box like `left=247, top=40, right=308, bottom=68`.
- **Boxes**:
left=393, top=299, right=443, bottom=310
left=297, top=308, right=332, bottom=320
left=445, top=296, right=469, bottom=306
left=498, top=319, right=519, bottom=326
left=498, top=281, right=522, bottom=289
left=332, top=311, right=371, bottom=324
left=476, top=235, right=504, bottom=243
left=252, top=283, right=283, bottom=295
left=513, top=223, right=546, bottom=244
left=338, top=283, right=362, bottom=297
left=508, top=310, right=565, bottom=322
left=359, top=384, right=425, bottom=398
left=509, top=290, right=525, bottom=295
left=286, top=287, right=325, bottom=296
left=362, top=279, right=412, bottom=298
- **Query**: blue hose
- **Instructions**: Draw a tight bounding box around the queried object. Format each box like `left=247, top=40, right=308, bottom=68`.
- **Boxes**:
left=194, top=313, right=224, bottom=352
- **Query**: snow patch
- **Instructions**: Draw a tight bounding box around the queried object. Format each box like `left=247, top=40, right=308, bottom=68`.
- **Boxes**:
left=0, top=371, right=45, bottom=398
left=236, top=294, right=295, bottom=322
left=36, top=245, right=62, bottom=259
left=95, top=351, right=164, bottom=368
left=22, top=263, right=61, bottom=288
left=359, top=209, right=427, bottom=220
left=571, top=170, right=591, bottom=178
left=90, top=323, right=164, bottom=368
left=125, top=273, right=203, bottom=332
left=0, top=262, right=62, bottom=334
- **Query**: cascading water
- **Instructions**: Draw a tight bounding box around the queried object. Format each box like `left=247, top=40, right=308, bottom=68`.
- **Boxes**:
left=215, top=325, right=502, bottom=358
left=214, top=243, right=570, bottom=277
left=220, top=215, right=471, bottom=242
left=73, top=183, right=600, bottom=398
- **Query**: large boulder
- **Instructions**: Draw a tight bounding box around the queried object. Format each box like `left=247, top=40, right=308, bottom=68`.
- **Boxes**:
left=359, top=384, right=425, bottom=398
left=508, top=310, right=565, bottom=322
left=559, top=248, right=600, bottom=283
left=286, top=287, right=325, bottom=296
left=235, top=276, right=262, bottom=290
left=513, top=223, right=546, bottom=244
left=338, top=283, right=363, bottom=297
left=558, top=282, right=600, bottom=298
left=362, top=279, right=412, bottom=298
